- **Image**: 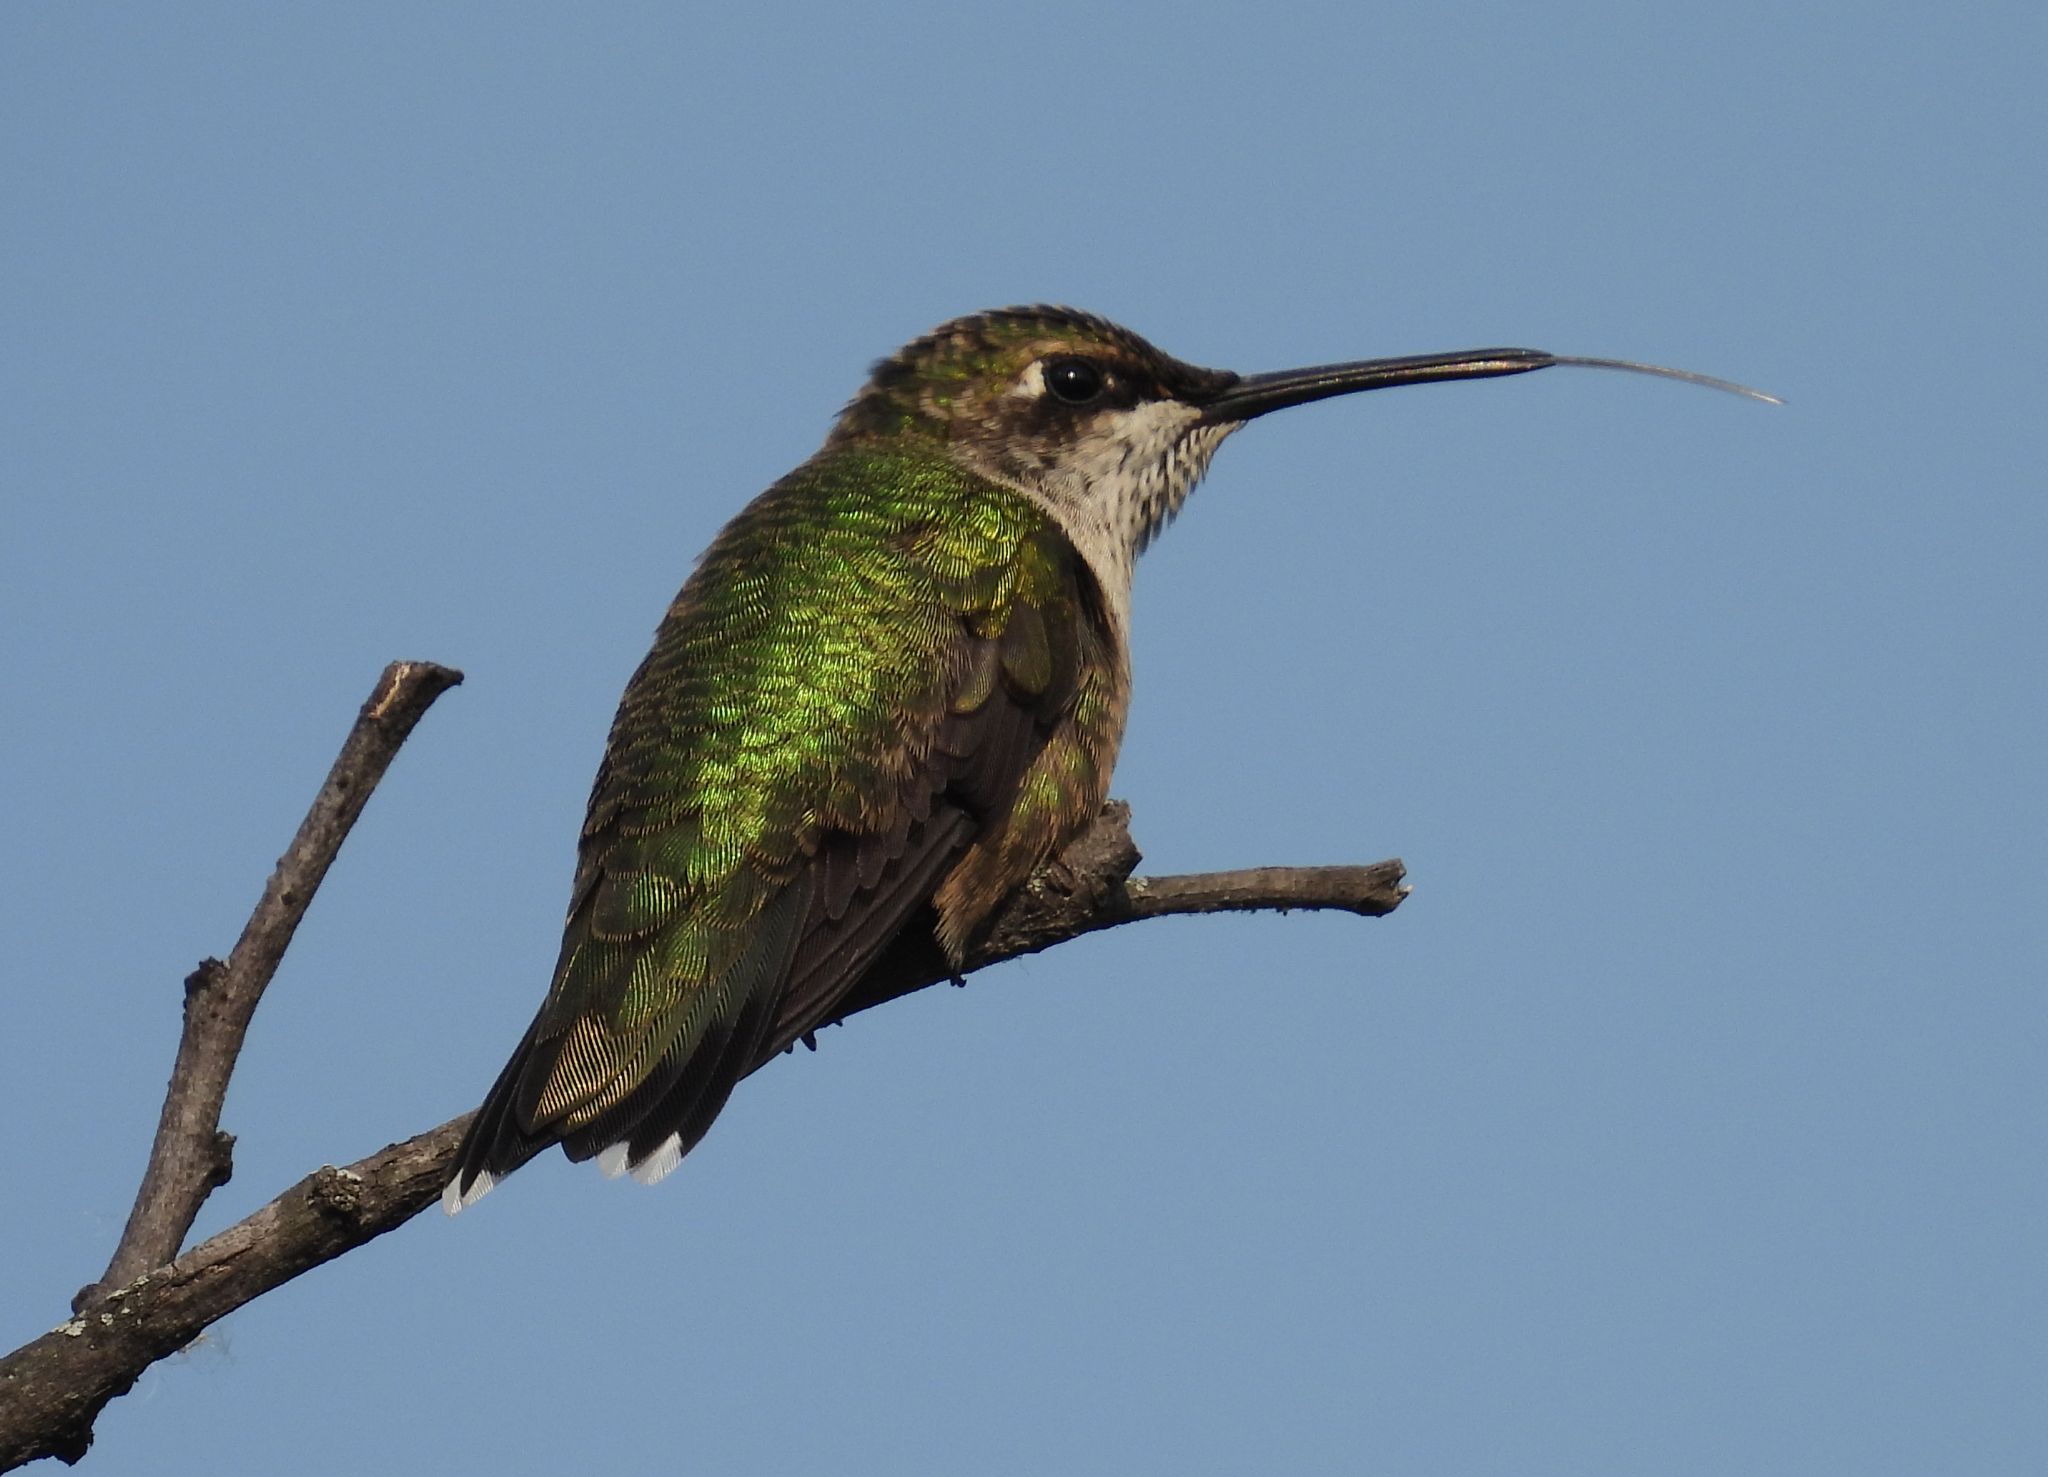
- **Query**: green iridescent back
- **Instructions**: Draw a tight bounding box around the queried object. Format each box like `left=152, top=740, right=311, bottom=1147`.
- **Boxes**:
left=454, top=442, right=1125, bottom=1181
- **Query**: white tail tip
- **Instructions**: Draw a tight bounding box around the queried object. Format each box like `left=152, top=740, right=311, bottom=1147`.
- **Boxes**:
left=442, top=1168, right=497, bottom=1216
left=594, top=1134, right=684, bottom=1186
left=628, top=1134, right=684, bottom=1186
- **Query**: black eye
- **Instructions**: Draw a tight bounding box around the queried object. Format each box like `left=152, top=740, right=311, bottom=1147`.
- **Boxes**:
left=1043, top=357, right=1105, bottom=405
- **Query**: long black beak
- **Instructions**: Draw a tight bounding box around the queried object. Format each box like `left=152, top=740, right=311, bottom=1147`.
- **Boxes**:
left=1197, top=348, right=1779, bottom=423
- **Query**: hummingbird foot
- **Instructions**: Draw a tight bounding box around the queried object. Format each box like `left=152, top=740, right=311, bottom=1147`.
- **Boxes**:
left=1037, top=856, right=1082, bottom=897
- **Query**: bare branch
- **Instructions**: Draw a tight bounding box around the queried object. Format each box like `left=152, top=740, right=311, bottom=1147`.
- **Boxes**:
left=1, top=720, right=1406, bottom=1470
left=76, top=661, right=463, bottom=1310
left=0, top=1121, right=469, bottom=1469
left=796, top=802, right=1408, bottom=1038
left=1127, top=861, right=1410, bottom=920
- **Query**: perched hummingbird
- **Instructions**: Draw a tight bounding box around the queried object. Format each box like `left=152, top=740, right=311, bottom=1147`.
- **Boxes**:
left=444, top=306, right=1769, bottom=1211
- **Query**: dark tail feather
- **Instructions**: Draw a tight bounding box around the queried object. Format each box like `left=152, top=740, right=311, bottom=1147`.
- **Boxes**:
left=567, top=943, right=787, bottom=1180
left=557, top=875, right=812, bottom=1183
left=444, top=1018, right=557, bottom=1214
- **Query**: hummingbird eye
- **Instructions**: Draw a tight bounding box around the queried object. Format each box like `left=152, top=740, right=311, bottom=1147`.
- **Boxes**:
left=1042, top=357, right=1106, bottom=405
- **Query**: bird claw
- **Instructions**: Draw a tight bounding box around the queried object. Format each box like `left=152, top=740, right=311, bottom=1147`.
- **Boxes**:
left=1040, top=857, right=1081, bottom=896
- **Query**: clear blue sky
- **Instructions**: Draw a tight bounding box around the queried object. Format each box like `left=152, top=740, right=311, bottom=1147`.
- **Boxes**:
left=4, top=4, right=2040, bottom=1473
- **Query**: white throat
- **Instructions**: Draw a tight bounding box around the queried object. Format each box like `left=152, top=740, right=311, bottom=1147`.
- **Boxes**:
left=978, top=398, right=1236, bottom=634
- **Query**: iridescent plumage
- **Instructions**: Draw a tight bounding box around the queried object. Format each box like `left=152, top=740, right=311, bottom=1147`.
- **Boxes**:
left=446, top=306, right=1760, bottom=1209
left=447, top=313, right=1163, bottom=1207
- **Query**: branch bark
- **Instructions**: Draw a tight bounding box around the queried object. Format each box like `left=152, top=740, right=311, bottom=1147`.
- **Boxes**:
left=0, top=672, right=1405, bottom=1471
left=75, top=660, right=464, bottom=1313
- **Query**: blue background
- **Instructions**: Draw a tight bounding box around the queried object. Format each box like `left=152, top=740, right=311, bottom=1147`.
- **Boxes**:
left=4, top=4, right=2041, bottom=1473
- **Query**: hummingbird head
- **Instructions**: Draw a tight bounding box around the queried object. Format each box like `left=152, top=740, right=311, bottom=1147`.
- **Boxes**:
left=826, top=305, right=1774, bottom=616
left=827, top=307, right=1241, bottom=594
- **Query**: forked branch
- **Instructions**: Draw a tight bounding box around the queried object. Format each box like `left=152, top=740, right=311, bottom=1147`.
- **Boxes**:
left=75, top=660, right=464, bottom=1312
left=0, top=667, right=1405, bottom=1471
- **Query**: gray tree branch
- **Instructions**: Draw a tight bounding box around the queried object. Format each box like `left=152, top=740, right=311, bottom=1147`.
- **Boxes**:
left=0, top=670, right=1405, bottom=1471
left=76, top=660, right=464, bottom=1313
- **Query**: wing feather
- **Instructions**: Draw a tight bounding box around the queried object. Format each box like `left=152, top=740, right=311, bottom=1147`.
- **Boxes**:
left=446, top=452, right=1115, bottom=1205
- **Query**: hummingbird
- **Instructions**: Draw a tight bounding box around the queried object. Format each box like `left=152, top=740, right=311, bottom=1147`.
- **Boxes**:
left=443, top=306, right=1771, bottom=1211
